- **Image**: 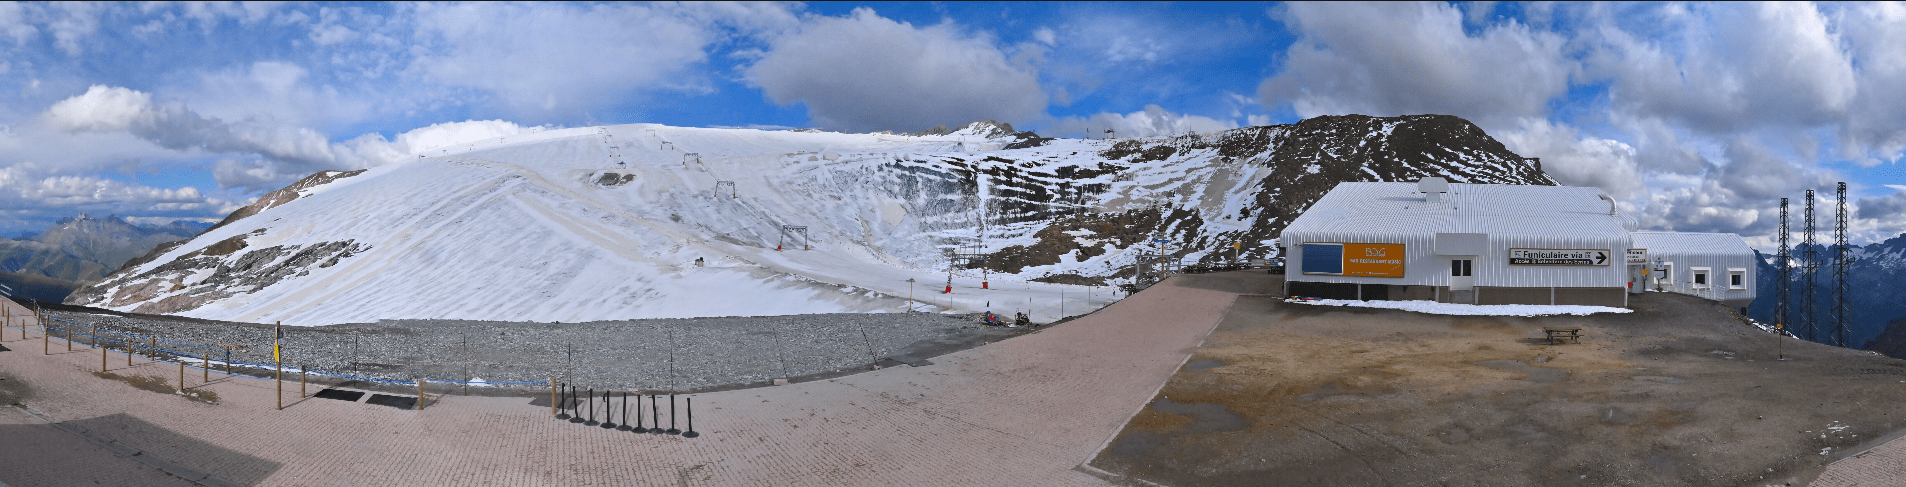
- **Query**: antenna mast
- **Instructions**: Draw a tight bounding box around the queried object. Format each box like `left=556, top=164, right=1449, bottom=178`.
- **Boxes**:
left=1802, top=190, right=1817, bottom=343
left=1833, top=182, right=1850, bottom=347
left=1776, top=198, right=1790, bottom=334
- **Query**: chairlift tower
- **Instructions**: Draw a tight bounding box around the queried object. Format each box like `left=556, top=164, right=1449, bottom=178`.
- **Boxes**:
left=1776, top=198, right=1791, bottom=333
left=777, top=225, right=807, bottom=251
left=1802, top=190, right=1818, bottom=342
left=1833, top=182, right=1850, bottom=347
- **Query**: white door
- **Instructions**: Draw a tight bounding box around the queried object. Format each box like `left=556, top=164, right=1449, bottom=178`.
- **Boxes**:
left=1450, top=258, right=1475, bottom=291
left=1627, top=264, right=1644, bottom=294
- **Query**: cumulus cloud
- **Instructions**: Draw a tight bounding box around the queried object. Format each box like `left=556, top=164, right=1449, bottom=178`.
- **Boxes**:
left=1493, top=118, right=1645, bottom=200
left=45, top=85, right=543, bottom=190
left=746, top=7, right=1046, bottom=132
left=1259, top=2, right=1571, bottom=125
left=1047, top=105, right=1237, bottom=138
left=409, top=2, right=794, bottom=118
left=47, top=85, right=337, bottom=170
left=1858, top=189, right=1906, bottom=221
left=1835, top=2, right=1906, bottom=165
left=1585, top=2, right=1857, bottom=135
left=0, top=164, right=242, bottom=224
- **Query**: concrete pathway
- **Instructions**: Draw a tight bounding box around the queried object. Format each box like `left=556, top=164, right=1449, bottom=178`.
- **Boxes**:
left=0, top=274, right=1240, bottom=486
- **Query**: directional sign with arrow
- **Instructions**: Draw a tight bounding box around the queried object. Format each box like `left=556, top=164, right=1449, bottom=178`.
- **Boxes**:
left=1508, top=248, right=1614, bottom=266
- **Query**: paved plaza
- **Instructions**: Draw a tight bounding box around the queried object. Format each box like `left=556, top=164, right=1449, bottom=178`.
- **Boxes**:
left=0, top=274, right=1239, bottom=486
left=5, top=273, right=1906, bottom=486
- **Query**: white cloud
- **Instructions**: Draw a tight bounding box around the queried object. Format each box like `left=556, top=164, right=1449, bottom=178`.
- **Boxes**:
left=1259, top=2, right=1571, bottom=125
left=334, top=119, right=545, bottom=169
left=1033, top=27, right=1056, bottom=46
left=408, top=2, right=787, bottom=118
left=1835, top=2, right=1906, bottom=165
left=0, top=164, right=241, bottom=221
left=45, top=85, right=337, bottom=172
left=1493, top=118, right=1645, bottom=200
left=45, top=85, right=544, bottom=190
left=1046, top=105, right=1236, bottom=138
left=1585, top=3, right=1857, bottom=135
left=746, top=7, right=1046, bottom=132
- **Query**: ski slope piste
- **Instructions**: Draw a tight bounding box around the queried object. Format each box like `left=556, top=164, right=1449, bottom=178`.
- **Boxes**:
left=69, top=117, right=1552, bottom=326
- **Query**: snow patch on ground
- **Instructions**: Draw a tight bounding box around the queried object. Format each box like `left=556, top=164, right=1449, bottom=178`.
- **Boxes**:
left=1286, top=298, right=1632, bottom=317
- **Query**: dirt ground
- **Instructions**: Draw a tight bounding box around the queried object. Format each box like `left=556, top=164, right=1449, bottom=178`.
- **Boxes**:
left=1091, top=273, right=1906, bottom=486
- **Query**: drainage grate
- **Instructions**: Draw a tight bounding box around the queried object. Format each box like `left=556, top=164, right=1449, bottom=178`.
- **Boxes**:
left=312, top=388, right=366, bottom=402
left=365, top=394, right=417, bottom=410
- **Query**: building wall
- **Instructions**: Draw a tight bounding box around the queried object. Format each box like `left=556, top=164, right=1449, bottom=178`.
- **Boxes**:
left=1645, top=250, right=1757, bottom=308
left=1282, top=232, right=1631, bottom=289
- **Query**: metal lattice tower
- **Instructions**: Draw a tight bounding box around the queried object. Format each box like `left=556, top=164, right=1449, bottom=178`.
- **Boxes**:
left=1833, top=182, right=1850, bottom=347
left=1776, top=198, right=1790, bottom=333
left=1802, top=190, right=1817, bottom=342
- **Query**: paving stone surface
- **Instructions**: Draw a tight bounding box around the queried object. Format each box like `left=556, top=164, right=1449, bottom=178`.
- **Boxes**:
left=0, top=274, right=1242, bottom=486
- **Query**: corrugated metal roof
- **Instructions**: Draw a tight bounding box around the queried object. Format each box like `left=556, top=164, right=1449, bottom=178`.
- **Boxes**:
left=1631, top=232, right=1755, bottom=256
left=1283, top=182, right=1636, bottom=239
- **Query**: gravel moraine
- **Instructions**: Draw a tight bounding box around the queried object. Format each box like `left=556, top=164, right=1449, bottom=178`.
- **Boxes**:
left=34, top=306, right=1035, bottom=395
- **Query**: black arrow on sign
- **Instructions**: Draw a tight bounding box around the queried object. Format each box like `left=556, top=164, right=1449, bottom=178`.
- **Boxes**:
left=1595, top=251, right=1607, bottom=264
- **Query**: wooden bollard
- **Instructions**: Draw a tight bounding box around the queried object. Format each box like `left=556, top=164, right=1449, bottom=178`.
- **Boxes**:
left=100, top=343, right=106, bottom=372
left=550, top=377, right=558, bottom=415
left=42, top=320, right=49, bottom=355
left=300, top=367, right=307, bottom=398
left=178, top=359, right=185, bottom=391
left=415, top=380, right=424, bottom=411
left=202, top=354, right=208, bottom=383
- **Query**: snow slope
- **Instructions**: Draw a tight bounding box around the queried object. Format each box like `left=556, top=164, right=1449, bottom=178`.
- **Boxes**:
left=70, top=115, right=1552, bottom=326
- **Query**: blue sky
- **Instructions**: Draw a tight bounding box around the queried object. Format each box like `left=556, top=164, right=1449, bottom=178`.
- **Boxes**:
left=1, top=2, right=1904, bottom=248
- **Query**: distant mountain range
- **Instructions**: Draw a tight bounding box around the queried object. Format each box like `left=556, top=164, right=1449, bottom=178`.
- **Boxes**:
left=0, top=214, right=209, bottom=302
left=1745, top=233, right=1906, bottom=352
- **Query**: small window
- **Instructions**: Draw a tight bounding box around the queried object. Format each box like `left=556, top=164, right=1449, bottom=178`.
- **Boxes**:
left=1728, top=268, right=1747, bottom=290
left=1691, top=267, right=1711, bottom=289
left=1450, top=259, right=1472, bottom=277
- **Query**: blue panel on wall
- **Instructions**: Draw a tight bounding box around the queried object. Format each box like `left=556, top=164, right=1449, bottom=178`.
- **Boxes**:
left=1303, top=243, right=1343, bottom=275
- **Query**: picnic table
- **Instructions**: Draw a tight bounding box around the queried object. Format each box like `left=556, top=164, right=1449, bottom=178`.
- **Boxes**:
left=1542, top=327, right=1582, bottom=345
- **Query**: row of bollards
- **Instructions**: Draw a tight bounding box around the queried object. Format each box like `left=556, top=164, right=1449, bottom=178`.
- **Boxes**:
left=551, top=383, right=698, bottom=438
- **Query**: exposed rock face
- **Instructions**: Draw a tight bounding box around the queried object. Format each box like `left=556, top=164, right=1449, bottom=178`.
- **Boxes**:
left=973, top=114, right=1555, bottom=277
left=64, top=169, right=371, bottom=312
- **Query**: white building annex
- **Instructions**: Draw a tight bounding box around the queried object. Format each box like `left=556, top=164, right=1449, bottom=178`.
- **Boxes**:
left=1278, top=178, right=1757, bottom=309
left=1630, top=232, right=1758, bottom=308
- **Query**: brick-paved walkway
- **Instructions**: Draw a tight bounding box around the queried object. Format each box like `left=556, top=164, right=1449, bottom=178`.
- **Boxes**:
left=0, top=274, right=1239, bottom=486
left=1814, top=432, right=1906, bottom=486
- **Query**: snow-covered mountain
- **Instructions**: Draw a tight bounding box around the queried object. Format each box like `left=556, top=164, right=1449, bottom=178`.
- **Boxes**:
left=1748, top=233, right=1906, bottom=350
left=0, top=214, right=209, bottom=302
left=67, top=114, right=1554, bottom=326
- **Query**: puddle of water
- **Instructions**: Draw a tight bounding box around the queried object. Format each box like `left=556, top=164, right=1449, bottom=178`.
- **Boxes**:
left=1150, top=396, right=1248, bottom=434
left=1184, top=359, right=1226, bottom=372
left=1632, top=376, right=1689, bottom=384
left=1475, top=360, right=1569, bottom=384
left=1298, top=381, right=1351, bottom=402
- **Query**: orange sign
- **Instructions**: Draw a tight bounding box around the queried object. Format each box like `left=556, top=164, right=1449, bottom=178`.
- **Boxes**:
left=1342, top=243, right=1405, bottom=277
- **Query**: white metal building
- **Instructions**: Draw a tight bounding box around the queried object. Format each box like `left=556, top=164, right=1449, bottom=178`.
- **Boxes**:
left=1279, top=178, right=1755, bottom=308
left=1629, top=232, right=1758, bottom=308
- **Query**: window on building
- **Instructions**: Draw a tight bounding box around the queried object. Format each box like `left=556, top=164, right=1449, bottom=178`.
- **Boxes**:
left=1728, top=268, right=1747, bottom=290
left=1450, top=259, right=1472, bottom=277
left=1691, top=267, right=1711, bottom=289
